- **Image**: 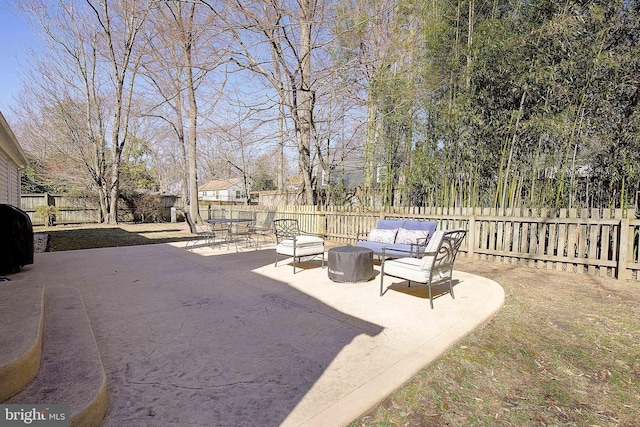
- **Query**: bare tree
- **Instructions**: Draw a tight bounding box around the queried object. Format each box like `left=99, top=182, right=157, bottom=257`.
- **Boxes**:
left=86, top=0, right=152, bottom=223
left=19, top=0, right=152, bottom=223
left=140, top=0, right=226, bottom=221
left=202, top=90, right=276, bottom=204
left=199, top=0, right=330, bottom=205
left=18, top=0, right=112, bottom=220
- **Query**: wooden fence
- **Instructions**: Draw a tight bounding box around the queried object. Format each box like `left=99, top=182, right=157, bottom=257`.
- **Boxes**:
left=22, top=193, right=180, bottom=225
left=228, top=205, right=639, bottom=282
left=21, top=194, right=100, bottom=224
left=23, top=197, right=640, bottom=281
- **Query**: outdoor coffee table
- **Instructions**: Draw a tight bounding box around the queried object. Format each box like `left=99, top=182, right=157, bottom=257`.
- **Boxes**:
left=328, top=245, right=374, bottom=283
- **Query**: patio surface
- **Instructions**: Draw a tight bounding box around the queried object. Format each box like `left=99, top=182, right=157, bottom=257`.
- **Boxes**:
left=8, top=242, right=504, bottom=426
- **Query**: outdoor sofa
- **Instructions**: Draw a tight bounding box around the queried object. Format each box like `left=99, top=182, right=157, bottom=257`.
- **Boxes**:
left=356, top=219, right=438, bottom=258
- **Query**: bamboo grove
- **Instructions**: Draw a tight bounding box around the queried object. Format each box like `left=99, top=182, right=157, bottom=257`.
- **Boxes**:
left=342, top=0, right=640, bottom=210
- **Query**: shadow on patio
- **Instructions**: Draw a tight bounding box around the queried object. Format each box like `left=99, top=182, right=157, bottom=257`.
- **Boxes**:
left=2, top=242, right=504, bottom=426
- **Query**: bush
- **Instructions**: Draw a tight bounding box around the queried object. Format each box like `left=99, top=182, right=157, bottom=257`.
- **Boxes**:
left=133, top=193, right=163, bottom=223
left=35, top=205, right=57, bottom=226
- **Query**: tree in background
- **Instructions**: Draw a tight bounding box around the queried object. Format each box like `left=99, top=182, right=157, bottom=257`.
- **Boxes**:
left=17, top=0, right=152, bottom=223
left=201, top=0, right=334, bottom=205
left=140, top=0, right=225, bottom=222
left=11, top=0, right=640, bottom=211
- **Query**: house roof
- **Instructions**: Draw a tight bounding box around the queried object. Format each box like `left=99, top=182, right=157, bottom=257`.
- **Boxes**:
left=199, top=178, right=243, bottom=191
left=0, top=111, right=28, bottom=168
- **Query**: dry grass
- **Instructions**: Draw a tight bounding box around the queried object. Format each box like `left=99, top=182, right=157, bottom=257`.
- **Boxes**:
left=34, top=222, right=193, bottom=251
left=352, top=259, right=640, bottom=426
left=34, top=223, right=640, bottom=425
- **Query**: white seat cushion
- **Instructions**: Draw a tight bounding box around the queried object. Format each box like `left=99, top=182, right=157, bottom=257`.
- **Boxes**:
left=276, top=236, right=324, bottom=257
left=384, top=257, right=430, bottom=283
left=384, top=256, right=451, bottom=283
left=278, top=235, right=324, bottom=247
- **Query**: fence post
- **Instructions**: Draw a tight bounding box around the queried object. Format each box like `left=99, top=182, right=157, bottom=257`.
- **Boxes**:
left=317, top=210, right=327, bottom=237
left=617, top=216, right=631, bottom=281
left=467, top=214, right=476, bottom=258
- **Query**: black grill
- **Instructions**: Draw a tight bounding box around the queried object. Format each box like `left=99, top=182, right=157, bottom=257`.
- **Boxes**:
left=0, top=204, right=34, bottom=274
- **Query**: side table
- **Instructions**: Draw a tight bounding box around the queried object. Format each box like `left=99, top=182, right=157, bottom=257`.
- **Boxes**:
left=328, top=245, right=374, bottom=283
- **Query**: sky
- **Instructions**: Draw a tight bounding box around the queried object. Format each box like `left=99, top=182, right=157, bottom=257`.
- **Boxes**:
left=0, top=1, right=39, bottom=115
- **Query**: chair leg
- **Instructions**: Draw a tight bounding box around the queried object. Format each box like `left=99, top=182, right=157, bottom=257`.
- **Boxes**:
left=379, top=264, right=385, bottom=296
left=429, top=283, right=434, bottom=309
left=449, top=268, right=455, bottom=300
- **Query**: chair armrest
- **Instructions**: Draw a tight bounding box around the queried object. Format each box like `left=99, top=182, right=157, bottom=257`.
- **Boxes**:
left=380, top=246, right=416, bottom=260
left=408, top=239, right=429, bottom=257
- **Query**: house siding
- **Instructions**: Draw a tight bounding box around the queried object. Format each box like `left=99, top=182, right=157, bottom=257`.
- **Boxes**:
left=198, top=179, right=245, bottom=203
left=9, top=162, right=19, bottom=206
left=0, top=153, right=21, bottom=207
left=0, top=155, right=8, bottom=204
left=0, top=111, right=28, bottom=208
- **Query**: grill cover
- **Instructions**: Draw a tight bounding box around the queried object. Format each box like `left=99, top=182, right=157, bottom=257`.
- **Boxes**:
left=0, top=204, right=34, bottom=274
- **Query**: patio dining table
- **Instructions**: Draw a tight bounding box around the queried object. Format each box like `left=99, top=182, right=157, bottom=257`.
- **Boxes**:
left=206, top=218, right=255, bottom=250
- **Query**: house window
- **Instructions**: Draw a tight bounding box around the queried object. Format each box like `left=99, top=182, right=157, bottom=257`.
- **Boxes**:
left=235, top=190, right=241, bottom=199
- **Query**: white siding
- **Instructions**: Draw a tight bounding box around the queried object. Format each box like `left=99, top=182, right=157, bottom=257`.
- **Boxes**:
left=9, top=161, right=19, bottom=206
left=0, top=155, right=8, bottom=205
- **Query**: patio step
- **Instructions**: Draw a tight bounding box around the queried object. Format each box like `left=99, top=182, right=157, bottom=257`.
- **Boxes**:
left=0, top=281, right=44, bottom=402
left=5, top=286, right=108, bottom=427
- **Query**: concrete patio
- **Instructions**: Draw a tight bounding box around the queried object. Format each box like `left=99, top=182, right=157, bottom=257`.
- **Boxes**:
left=2, top=242, right=504, bottom=426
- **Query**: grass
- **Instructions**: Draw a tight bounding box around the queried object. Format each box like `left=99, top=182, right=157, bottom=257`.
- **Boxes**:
left=351, top=260, right=640, bottom=427
left=34, top=222, right=193, bottom=251
left=34, top=223, right=640, bottom=426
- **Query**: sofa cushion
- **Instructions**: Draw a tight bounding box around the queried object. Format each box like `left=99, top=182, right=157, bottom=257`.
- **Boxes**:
left=368, top=228, right=398, bottom=244
left=396, top=228, right=429, bottom=245
left=402, top=219, right=437, bottom=235
left=376, top=220, right=405, bottom=230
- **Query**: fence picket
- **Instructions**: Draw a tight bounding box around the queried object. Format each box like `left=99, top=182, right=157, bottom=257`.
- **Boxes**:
left=22, top=193, right=639, bottom=281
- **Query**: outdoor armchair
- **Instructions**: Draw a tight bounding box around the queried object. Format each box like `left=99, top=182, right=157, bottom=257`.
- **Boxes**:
left=273, top=219, right=325, bottom=274
left=254, top=210, right=276, bottom=244
left=232, top=219, right=257, bottom=252
left=379, top=229, right=467, bottom=308
left=184, top=212, right=212, bottom=250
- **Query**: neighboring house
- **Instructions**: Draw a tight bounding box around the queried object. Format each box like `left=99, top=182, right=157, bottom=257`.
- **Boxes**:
left=198, top=178, right=246, bottom=203
left=318, top=160, right=364, bottom=189
left=0, top=111, right=28, bottom=207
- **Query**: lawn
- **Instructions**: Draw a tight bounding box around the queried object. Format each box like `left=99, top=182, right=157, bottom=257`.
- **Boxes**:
left=351, top=259, right=640, bottom=426
left=34, top=222, right=193, bottom=251
left=35, top=222, right=640, bottom=426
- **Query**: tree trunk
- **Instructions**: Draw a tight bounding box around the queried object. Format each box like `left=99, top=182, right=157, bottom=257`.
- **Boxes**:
left=298, top=0, right=315, bottom=205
